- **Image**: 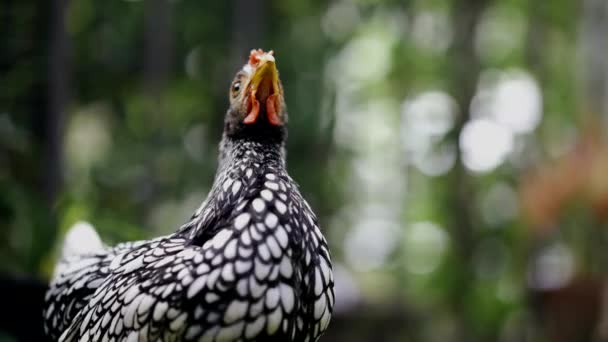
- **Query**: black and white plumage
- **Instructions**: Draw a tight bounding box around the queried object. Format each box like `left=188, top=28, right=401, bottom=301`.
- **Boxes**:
left=44, top=49, right=334, bottom=342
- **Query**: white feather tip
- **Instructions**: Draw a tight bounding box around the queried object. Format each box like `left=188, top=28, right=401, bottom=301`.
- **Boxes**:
left=62, top=221, right=104, bottom=258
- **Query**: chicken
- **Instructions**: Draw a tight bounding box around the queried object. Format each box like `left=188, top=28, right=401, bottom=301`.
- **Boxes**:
left=44, top=49, right=334, bottom=342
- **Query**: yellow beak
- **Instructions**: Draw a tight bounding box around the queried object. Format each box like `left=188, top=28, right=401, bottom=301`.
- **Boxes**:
left=243, top=49, right=283, bottom=126
left=249, top=54, right=279, bottom=104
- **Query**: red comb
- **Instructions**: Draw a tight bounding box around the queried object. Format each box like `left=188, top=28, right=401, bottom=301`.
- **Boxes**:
left=248, top=49, right=274, bottom=67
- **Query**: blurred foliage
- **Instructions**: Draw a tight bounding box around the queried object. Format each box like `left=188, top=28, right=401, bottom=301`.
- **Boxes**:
left=2, top=0, right=608, bottom=341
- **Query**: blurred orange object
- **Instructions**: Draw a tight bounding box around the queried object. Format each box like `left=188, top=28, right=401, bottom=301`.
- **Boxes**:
left=520, top=123, right=608, bottom=234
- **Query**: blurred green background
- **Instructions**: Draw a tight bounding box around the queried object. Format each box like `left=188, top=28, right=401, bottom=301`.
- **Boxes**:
left=2, top=0, right=608, bottom=341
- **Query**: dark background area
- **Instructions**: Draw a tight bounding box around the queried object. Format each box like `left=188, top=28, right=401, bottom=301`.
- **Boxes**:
left=2, top=0, right=608, bottom=341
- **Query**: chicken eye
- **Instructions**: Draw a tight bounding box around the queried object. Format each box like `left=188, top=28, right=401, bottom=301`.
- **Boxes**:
left=232, top=82, right=241, bottom=94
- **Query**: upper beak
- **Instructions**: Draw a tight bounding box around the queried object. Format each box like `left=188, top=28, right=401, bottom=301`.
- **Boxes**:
left=249, top=54, right=279, bottom=105
left=243, top=50, right=282, bottom=126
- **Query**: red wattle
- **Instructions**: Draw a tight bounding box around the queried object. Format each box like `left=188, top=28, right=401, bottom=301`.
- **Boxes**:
left=266, top=94, right=281, bottom=126
left=243, top=95, right=260, bottom=124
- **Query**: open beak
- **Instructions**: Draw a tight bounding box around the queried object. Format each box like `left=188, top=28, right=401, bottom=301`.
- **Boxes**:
left=243, top=50, right=282, bottom=126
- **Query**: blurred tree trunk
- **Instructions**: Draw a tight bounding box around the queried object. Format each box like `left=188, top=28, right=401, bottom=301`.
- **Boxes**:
left=140, top=0, right=173, bottom=219
left=525, top=2, right=546, bottom=81
left=445, top=0, right=492, bottom=340
left=45, top=0, right=70, bottom=207
left=143, top=0, right=173, bottom=96
left=580, top=0, right=608, bottom=123
left=580, top=1, right=608, bottom=340
left=230, top=0, right=267, bottom=70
